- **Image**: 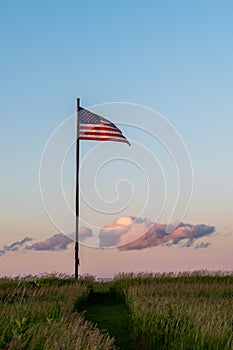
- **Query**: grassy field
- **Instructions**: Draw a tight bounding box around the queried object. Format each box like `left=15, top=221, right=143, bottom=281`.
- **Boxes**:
left=0, top=272, right=232, bottom=349
left=0, top=274, right=116, bottom=349
left=112, top=272, right=233, bottom=350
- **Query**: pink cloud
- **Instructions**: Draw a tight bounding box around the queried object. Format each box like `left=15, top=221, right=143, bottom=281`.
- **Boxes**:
left=99, top=216, right=153, bottom=248
left=76, top=227, right=93, bottom=242
left=0, top=228, right=94, bottom=256
left=26, top=233, right=72, bottom=251
left=26, top=227, right=93, bottom=251
left=98, top=217, right=215, bottom=250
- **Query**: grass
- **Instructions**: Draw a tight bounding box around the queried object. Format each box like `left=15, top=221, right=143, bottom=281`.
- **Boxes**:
left=112, top=272, right=233, bottom=350
left=0, top=274, right=116, bottom=349
left=0, top=271, right=232, bottom=349
left=80, top=284, right=135, bottom=349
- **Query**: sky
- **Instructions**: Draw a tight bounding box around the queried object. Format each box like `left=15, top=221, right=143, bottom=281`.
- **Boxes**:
left=0, top=1, right=233, bottom=277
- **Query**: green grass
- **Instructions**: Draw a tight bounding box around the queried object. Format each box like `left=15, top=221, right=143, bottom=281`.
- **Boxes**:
left=112, top=272, right=233, bottom=350
left=1, top=272, right=232, bottom=349
left=0, top=274, right=116, bottom=349
left=81, top=285, right=135, bottom=349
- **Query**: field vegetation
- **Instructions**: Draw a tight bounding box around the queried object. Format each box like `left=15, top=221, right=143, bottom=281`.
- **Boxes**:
left=0, top=271, right=232, bottom=349
left=0, top=273, right=115, bottom=349
left=112, top=272, right=233, bottom=349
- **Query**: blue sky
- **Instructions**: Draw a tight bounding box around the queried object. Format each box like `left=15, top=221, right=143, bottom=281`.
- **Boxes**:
left=0, top=1, right=232, bottom=276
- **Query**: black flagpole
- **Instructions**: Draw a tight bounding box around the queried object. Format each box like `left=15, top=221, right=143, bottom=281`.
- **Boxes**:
left=75, top=98, right=80, bottom=278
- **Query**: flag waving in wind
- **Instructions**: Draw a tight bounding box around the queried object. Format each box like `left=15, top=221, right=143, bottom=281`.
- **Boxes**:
left=79, top=107, right=131, bottom=146
left=75, top=100, right=130, bottom=278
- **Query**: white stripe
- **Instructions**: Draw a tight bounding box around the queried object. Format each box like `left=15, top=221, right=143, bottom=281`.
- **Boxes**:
left=81, top=135, right=127, bottom=141
left=80, top=124, right=118, bottom=131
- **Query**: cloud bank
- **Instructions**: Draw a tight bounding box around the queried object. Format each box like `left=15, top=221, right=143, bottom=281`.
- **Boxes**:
left=4, top=237, right=33, bottom=252
left=99, top=216, right=215, bottom=251
left=0, top=219, right=214, bottom=256
left=0, top=237, right=33, bottom=256
left=0, top=227, right=93, bottom=256
left=26, top=227, right=93, bottom=251
left=26, top=233, right=72, bottom=251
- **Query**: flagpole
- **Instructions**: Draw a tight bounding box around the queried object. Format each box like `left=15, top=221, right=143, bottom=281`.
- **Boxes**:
left=75, top=98, right=80, bottom=278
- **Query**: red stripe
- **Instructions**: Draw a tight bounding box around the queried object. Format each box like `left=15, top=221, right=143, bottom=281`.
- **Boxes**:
left=80, top=136, right=130, bottom=144
left=80, top=129, right=122, bottom=136
left=80, top=131, right=125, bottom=139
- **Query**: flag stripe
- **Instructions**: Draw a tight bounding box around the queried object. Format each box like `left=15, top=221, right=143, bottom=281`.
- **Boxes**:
left=80, top=136, right=130, bottom=144
left=80, top=133, right=126, bottom=140
left=80, top=125, right=121, bottom=132
left=80, top=130, right=126, bottom=137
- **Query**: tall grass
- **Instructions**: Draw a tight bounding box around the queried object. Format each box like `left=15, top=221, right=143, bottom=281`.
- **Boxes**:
left=0, top=274, right=116, bottom=349
left=112, top=272, right=233, bottom=350
left=2, top=272, right=232, bottom=349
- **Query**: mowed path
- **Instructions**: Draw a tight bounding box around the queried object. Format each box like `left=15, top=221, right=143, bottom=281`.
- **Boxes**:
left=84, top=286, right=136, bottom=349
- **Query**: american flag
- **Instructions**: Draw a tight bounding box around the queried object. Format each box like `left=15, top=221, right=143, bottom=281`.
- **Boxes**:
left=79, top=107, right=131, bottom=146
